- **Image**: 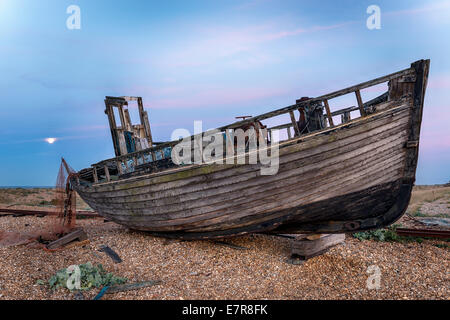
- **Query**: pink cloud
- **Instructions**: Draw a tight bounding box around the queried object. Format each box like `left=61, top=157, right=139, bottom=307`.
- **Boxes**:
left=385, top=1, right=450, bottom=17
left=159, top=20, right=354, bottom=69
left=144, top=86, right=290, bottom=109
left=158, top=1, right=450, bottom=71
left=258, top=21, right=356, bottom=43
left=428, top=75, right=450, bottom=90
left=420, top=105, right=450, bottom=150
left=60, top=124, right=108, bottom=133
left=420, top=134, right=450, bottom=151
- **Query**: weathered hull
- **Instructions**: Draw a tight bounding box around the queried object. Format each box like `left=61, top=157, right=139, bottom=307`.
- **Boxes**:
left=74, top=60, right=429, bottom=239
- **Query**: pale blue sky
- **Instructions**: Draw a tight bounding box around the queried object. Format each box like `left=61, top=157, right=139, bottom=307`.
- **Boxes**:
left=0, top=0, right=449, bottom=186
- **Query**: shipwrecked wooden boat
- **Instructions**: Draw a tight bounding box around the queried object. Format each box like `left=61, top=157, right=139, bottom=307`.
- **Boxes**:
left=72, top=59, right=430, bottom=239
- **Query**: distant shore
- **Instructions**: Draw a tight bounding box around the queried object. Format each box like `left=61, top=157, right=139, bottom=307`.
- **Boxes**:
left=0, top=186, right=54, bottom=189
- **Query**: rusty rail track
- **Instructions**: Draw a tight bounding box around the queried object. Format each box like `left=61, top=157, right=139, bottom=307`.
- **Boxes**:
left=395, top=228, right=450, bottom=239
left=0, top=208, right=99, bottom=218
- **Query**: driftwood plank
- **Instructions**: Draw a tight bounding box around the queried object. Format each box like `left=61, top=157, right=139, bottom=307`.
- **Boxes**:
left=46, top=228, right=88, bottom=249
left=99, top=245, right=122, bottom=263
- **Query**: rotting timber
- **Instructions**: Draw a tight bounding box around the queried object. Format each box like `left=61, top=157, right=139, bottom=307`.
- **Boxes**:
left=71, top=60, right=430, bottom=240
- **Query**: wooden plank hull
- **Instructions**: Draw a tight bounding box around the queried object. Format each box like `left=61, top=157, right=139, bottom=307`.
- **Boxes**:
left=73, top=60, right=429, bottom=239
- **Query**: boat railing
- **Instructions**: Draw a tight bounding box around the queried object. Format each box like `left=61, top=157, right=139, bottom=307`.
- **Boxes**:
left=87, top=65, right=415, bottom=184
left=266, top=91, right=390, bottom=140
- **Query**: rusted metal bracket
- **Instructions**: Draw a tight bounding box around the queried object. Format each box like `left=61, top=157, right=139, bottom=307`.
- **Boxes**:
left=406, top=140, right=419, bottom=148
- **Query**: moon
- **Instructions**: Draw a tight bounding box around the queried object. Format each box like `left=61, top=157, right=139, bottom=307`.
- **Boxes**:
left=45, top=138, right=57, bottom=144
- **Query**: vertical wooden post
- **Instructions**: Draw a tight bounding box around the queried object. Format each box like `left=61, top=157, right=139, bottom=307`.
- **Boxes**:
left=289, top=111, right=301, bottom=136
left=403, top=59, right=430, bottom=180
left=124, top=108, right=133, bottom=131
left=323, top=100, right=334, bottom=127
left=341, top=111, right=351, bottom=123
left=287, top=127, right=292, bottom=139
left=133, top=156, right=138, bottom=167
left=117, top=160, right=123, bottom=175
left=105, top=101, right=121, bottom=157
left=104, top=165, right=110, bottom=182
left=117, top=105, right=126, bottom=129
left=92, top=166, right=99, bottom=183
left=355, top=90, right=366, bottom=117
left=138, top=97, right=153, bottom=146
